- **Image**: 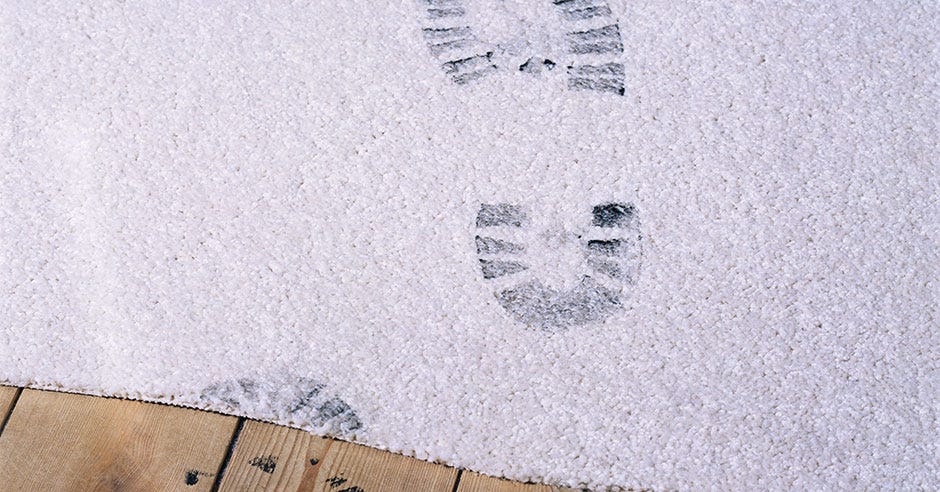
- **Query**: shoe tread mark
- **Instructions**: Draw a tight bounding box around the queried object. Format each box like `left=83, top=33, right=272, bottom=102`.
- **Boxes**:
left=476, top=203, right=528, bottom=228
left=566, top=24, right=624, bottom=55
left=476, top=235, right=526, bottom=255
left=480, top=259, right=530, bottom=279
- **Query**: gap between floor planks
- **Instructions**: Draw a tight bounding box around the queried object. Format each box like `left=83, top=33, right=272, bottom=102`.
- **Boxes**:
left=0, top=386, right=578, bottom=492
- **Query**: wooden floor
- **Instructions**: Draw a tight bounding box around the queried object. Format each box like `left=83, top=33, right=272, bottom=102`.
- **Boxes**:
left=0, top=386, right=578, bottom=492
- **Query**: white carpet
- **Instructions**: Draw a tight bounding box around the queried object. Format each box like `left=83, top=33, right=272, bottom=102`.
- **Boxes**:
left=2, top=1, right=938, bottom=489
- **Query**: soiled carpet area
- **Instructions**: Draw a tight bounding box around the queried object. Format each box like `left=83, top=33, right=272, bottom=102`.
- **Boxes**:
left=1, top=1, right=938, bottom=489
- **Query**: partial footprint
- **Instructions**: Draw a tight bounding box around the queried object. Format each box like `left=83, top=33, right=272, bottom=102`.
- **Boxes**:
left=475, top=201, right=642, bottom=330
left=418, top=0, right=626, bottom=95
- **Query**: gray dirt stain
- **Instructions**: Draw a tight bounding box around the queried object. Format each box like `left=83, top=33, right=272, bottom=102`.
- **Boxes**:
left=249, top=455, right=277, bottom=474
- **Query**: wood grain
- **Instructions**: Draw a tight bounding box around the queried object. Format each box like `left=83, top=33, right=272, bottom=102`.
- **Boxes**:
left=222, top=418, right=458, bottom=492
left=218, top=420, right=331, bottom=491
left=311, top=438, right=458, bottom=492
left=0, top=389, right=239, bottom=491
left=0, top=386, right=20, bottom=429
left=0, top=389, right=572, bottom=491
left=457, top=471, right=580, bottom=492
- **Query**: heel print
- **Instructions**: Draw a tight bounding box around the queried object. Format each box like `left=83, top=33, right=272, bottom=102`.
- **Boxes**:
left=475, top=201, right=642, bottom=330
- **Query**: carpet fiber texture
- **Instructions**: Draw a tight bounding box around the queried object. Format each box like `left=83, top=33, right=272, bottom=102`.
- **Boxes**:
left=2, top=1, right=938, bottom=489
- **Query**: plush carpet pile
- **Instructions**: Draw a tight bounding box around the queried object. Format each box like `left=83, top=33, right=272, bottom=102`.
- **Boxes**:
left=1, top=1, right=937, bottom=489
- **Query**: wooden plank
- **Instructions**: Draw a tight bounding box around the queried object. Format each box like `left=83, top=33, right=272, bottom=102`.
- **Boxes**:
left=0, top=386, right=20, bottom=429
left=218, top=419, right=331, bottom=491
left=457, top=471, right=579, bottom=492
left=309, top=437, right=458, bottom=492
left=220, top=419, right=458, bottom=492
left=0, top=389, right=239, bottom=491
left=312, top=441, right=457, bottom=492
left=0, top=388, right=573, bottom=492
